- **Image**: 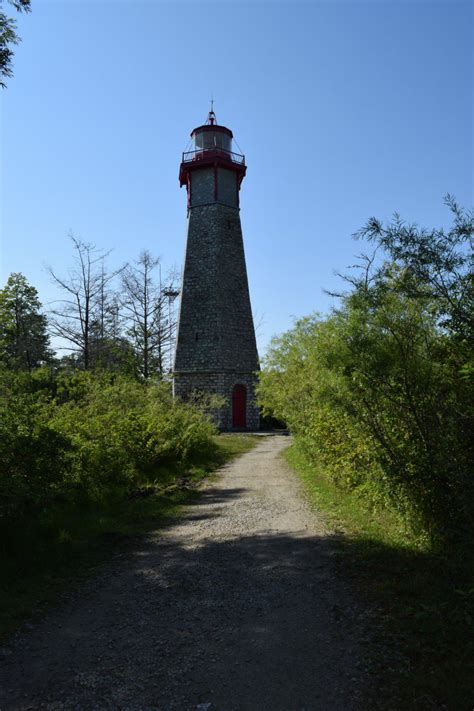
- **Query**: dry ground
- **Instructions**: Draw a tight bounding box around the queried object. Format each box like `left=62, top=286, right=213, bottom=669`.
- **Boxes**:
left=0, top=436, right=374, bottom=710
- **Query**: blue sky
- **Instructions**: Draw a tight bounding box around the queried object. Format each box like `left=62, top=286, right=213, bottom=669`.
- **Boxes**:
left=1, top=0, right=472, bottom=356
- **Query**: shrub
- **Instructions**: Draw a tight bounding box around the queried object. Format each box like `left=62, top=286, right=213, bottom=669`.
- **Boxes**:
left=0, top=370, right=217, bottom=523
left=258, top=282, right=473, bottom=545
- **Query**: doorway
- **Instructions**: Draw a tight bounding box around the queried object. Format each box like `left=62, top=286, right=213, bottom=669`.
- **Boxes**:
left=232, top=384, right=247, bottom=428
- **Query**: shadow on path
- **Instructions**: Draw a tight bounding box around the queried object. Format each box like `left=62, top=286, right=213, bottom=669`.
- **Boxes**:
left=0, top=444, right=373, bottom=711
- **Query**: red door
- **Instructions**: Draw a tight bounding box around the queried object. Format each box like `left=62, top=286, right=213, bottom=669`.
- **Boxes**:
left=232, top=384, right=247, bottom=428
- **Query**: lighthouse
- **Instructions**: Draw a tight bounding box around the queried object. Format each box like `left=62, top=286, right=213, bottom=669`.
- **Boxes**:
left=173, top=109, right=260, bottom=430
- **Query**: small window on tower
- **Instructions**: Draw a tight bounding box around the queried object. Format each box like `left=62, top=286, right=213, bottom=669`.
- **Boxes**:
left=195, top=332, right=199, bottom=342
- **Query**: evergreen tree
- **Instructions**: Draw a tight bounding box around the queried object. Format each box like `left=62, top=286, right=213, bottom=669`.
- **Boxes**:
left=0, top=272, right=52, bottom=370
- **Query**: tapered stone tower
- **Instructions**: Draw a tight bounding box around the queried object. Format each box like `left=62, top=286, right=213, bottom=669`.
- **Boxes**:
left=173, top=109, right=260, bottom=430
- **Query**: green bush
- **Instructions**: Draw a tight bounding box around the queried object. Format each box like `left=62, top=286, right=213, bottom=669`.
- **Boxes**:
left=258, top=278, right=473, bottom=546
left=0, top=386, right=71, bottom=518
left=0, top=370, right=217, bottom=523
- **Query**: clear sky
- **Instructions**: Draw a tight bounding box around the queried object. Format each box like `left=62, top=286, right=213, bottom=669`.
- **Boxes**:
left=1, top=0, right=472, bottom=356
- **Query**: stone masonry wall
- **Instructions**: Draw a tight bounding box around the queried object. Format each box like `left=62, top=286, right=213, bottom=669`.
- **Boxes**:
left=174, top=204, right=259, bottom=373
left=174, top=164, right=259, bottom=431
left=190, top=168, right=214, bottom=206
left=190, top=166, right=239, bottom=209
left=173, top=371, right=260, bottom=431
left=217, top=167, right=238, bottom=207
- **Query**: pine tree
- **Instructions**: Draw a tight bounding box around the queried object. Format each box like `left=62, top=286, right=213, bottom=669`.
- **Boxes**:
left=0, top=272, right=52, bottom=370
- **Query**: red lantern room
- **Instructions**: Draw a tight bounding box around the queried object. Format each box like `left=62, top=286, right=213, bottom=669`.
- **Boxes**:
left=179, top=109, right=246, bottom=205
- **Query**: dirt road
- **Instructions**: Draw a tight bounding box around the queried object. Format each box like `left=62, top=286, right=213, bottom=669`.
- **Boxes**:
left=0, top=436, right=372, bottom=710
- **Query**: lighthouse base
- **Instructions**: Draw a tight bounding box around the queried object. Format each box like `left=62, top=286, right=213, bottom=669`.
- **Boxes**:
left=173, top=371, right=260, bottom=431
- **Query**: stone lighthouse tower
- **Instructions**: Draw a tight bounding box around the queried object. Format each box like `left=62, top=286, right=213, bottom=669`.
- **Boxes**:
left=173, top=109, right=260, bottom=430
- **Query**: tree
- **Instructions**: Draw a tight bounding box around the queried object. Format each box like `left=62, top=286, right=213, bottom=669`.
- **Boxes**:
left=121, top=251, right=179, bottom=380
left=0, top=0, right=31, bottom=88
left=47, top=235, right=125, bottom=370
left=258, top=200, right=473, bottom=542
left=88, top=269, right=129, bottom=370
left=88, top=290, right=136, bottom=374
left=356, top=195, right=474, bottom=341
left=0, top=272, right=52, bottom=370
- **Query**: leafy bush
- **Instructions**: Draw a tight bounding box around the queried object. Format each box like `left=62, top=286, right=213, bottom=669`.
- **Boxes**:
left=0, top=382, right=71, bottom=519
left=0, top=370, right=217, bottom=523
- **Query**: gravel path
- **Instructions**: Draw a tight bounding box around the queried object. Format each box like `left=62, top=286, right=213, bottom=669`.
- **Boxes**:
left=0, top=436, right=372, bottom=710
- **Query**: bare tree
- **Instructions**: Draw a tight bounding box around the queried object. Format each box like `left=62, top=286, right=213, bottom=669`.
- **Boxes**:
left=121, top=251, right=179, bottom=379
left=88, top=265, right=128, bottom=369
left=47, top=235, right=125, bottom=369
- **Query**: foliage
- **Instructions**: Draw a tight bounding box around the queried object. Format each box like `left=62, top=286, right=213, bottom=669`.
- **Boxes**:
left=258, top=201, right=473, bottom=545
left=3, top=242, right=178, bottom=380
left=0, top=272, right=52, bottom=370
left=0, top=0, right=30, bottom=88
left=0, top=369, right=217, bottom=524
left=356, top=195, right=473, bottom=341
left=286, top=443, right=474, bottom=710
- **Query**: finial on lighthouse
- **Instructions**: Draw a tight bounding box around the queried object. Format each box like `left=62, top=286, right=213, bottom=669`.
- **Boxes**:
left=208, top=97, right=216, bottom=125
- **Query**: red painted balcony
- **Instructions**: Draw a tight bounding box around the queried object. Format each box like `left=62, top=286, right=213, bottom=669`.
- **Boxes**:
left=179, top=147, right=246, bottom=187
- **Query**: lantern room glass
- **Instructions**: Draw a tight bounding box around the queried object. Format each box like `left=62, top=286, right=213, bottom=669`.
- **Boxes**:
left=194, top=130, right=232, bottom=153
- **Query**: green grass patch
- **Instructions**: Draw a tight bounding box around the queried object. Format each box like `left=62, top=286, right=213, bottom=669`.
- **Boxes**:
left=0, top=433, right=257, bottom=642
left=285, top=443, right=474, bottom=711
left=285, top=444, right=419, bottom=550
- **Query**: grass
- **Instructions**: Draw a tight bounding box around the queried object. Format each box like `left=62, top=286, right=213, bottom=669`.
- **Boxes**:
left=0, top=433, right=257, bottom=642
left=285, top=443, right=474, bottom=711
